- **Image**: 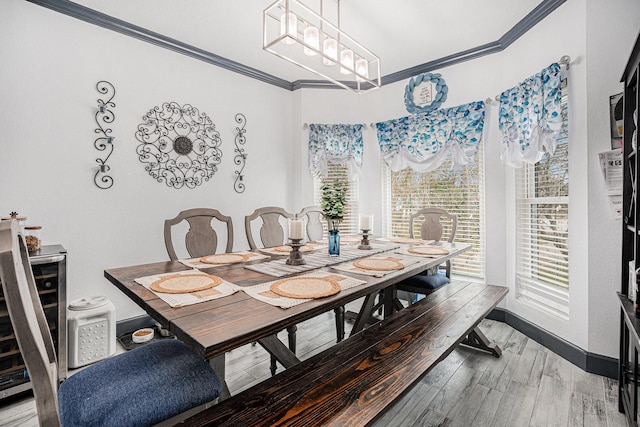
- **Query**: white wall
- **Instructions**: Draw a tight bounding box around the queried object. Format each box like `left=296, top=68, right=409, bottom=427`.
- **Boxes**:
left=296, top=0, right=639, bottom=357
left=586, top=0, right=640, bottom=356
left=0, top=0, right=294, bottom=321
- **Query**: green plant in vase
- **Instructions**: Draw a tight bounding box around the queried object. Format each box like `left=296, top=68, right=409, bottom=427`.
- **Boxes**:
left=321, top=179, right=347, bottom=256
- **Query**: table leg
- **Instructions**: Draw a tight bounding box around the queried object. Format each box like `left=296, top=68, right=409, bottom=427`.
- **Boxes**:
left=334, top=306, right=345, bottom=342
left=209, top=354, right=231, bottom=400
left=350, top=293, right=377, bottom=336
left=461, top=326, right=502, bottom=357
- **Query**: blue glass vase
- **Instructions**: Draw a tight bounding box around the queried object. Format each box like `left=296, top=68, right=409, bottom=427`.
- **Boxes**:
left=328, top=229, right=340, bottom=256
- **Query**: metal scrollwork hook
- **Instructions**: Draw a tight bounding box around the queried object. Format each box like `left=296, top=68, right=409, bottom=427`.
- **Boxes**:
left=94, top=80, right=115, bottom=189
left=234, top=113, right=247, bottom=193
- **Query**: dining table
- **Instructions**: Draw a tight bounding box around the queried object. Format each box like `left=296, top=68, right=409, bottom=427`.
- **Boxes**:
left=103, top=238, right=471, bottom=399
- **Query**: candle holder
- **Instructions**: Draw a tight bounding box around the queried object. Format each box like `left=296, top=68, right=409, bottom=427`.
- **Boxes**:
left=286, top=238, right=307, bottom=265
left=359, top=229, right=372, bottom=250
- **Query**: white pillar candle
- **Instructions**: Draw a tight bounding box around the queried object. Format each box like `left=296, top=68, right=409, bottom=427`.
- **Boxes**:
left=360, top=214, right=373, bottom=231
left=289, top=219, right=304, bottom=240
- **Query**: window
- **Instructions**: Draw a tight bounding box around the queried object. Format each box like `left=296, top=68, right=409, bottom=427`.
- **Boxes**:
left=515, top=78, right=569, bottom=319
left=313, top=163, right=359, bottom=234
left=382, top=145, right=485, bottom=280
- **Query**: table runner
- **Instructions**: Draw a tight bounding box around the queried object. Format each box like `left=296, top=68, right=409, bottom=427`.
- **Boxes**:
left=245, top=243, right=399, bottom=277
left=331, top=254, right=421, bottom=277
left=134, top=269, right=242, bottom=308
left=179, top=251, right=269, bottom=269
left=242, top=271, right=367, bottom=309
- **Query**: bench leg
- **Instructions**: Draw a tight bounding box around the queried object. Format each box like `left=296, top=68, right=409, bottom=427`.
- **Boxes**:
left=209, top=354, right=231, bottom=400
left=258, top=334, right=301, bottom=375
left=462, top=327, right=502, bottom=358
left=334, top=306, right=345, bottom=342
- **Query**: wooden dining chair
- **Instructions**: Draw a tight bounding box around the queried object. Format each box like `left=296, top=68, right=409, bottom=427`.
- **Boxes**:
left=0, top=220, right=222, bottom=427
left=398, top=207, right=458, bottom=301
left=297, top=205, right=324, bottom=242
left=244, top=206, right=298, bottom=374
left=164, top=207, right=234, bottom=260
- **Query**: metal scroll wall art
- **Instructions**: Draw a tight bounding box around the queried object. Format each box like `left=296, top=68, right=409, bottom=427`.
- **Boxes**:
left=135, top=102, right=222, bottom=189
left=233, top=113, right=247, bottom=193
left=94, top=81, right=116, bottom=189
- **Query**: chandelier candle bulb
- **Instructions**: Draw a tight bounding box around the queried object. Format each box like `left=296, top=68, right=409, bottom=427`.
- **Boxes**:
left=280, top=11, right=297, bottom=44
left=323, top=37, right=338, bottom=65
left=340, top=48, right=354, bottom=74
left=303, top=25, right=319, bottom=55
left=289, top=218, right=304, bottom=240
left=355, top=58, right=369, bottom=82
left=360, top=214, right=373, bottom=231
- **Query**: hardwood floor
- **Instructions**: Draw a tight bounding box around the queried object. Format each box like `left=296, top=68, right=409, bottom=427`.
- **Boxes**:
left=0, top=298, right=628, bottom=427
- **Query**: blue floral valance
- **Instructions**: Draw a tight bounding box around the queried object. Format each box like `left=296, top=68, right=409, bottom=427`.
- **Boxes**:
left=376, top=101, right=485, bottom=173
left=499, top=62, right=563, bottom=168
left=308, top=124, right=363, bottom=179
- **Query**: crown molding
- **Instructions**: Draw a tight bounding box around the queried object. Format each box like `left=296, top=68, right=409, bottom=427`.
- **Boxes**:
left=27, top=0, right=566, bottom=92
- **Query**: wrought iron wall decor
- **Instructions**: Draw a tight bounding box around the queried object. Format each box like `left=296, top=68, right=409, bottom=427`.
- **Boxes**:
left=233, top=113, right=247, bottom=193
left=135, top=102, right=222, bottom=189
left=94, top=80, right=116, bottom=189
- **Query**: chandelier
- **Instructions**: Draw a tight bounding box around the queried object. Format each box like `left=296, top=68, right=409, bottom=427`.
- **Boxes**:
left=263, top=0, right=381, bottom=93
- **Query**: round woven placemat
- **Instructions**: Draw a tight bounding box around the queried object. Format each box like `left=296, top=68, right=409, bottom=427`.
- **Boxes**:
left=150, top=274, right=222, bottom=294
left=353, top=257, right=404, bottom=271
left=199, top=253, right=249, bottom=264
left=390, top=237, right=425, bottom=244
left=273, top=244, right=314, bottom=253
left=407, top=245, right=450, bottom=256
left=270, top=277, right=341, bottom=299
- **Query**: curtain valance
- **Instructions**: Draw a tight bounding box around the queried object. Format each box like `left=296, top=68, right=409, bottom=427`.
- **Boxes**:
left=499, top=62, right=563, bottom=168
left=308, top=124, right=363, bottom=179
left=376, top=101, right=485, bottom=173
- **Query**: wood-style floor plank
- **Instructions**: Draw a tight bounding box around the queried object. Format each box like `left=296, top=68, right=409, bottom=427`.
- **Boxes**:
left=0, top=300, right=628, bottom=427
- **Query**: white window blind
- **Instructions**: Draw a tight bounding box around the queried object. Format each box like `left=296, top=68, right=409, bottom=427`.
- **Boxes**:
left=313, top=164, right=360, bottom=234
left=515, top=78, right=569, bottom=319
left=382, top=144, right=485, bottom=280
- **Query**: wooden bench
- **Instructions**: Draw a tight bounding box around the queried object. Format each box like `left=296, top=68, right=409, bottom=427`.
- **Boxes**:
left=177, top=280, right=508, bottom=427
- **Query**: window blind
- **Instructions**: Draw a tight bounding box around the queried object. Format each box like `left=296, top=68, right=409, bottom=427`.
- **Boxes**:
left=515, top=78, right=569, bottom=319
left=313, top=164, right=360, bottom=234
left=382, top=143, right=486, bottom=280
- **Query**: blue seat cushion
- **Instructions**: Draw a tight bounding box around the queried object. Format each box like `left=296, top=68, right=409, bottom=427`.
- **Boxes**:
left=58, top=339, right=221, bottom=427
left=400, top=273, right=450, bottom=291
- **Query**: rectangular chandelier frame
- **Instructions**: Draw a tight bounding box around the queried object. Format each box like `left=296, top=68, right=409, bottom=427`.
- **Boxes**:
left=263, top=0, right=381, bottom=93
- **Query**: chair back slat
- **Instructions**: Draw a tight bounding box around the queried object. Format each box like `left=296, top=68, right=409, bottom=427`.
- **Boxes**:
left=298, top=206, right=324, bottom=242
left=164, top=208, right=234, bottom=260
left=409, top=208, right=458, bottom=242
left=0, top=220, right=61, bottom=426
left=245, top=207, right=294, bottom=249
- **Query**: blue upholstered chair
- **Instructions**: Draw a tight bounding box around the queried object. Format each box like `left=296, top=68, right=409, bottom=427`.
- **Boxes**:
left=397, top=208, right=458, bottom=300
left=0, top=220, right=221, bottom=427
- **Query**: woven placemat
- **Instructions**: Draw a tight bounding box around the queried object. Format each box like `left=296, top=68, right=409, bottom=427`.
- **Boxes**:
left=353, top=257, right=404, bottom=271
left=199, top=253, right=249, bottom=264
left=273, top=244, right=315, bottom=253
left=270, top=276, right=341, bottom=299
left=150, top=273, right=222, bottom=294
left=407, top=245, right=450, bottom=256
left=390, top=237, right=426, bottom=244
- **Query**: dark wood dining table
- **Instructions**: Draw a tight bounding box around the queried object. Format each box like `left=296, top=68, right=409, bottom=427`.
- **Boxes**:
left=104, top=240, right=471, bottom=398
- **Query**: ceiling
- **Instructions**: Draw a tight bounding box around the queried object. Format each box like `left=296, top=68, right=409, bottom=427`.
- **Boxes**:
left=40, top=0, right=561, bottom=87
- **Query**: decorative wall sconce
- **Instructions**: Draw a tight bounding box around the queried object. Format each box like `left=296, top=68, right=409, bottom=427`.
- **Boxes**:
left=94, top=81, right=116, bottom=189
left=234, top=113, right=247, bottom=193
